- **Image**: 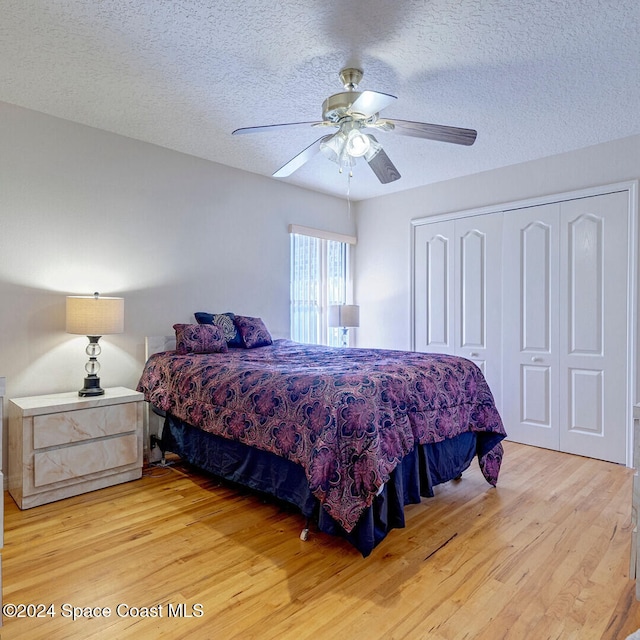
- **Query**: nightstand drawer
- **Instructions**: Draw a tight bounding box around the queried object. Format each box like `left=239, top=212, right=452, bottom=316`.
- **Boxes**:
left=33, top=403, right=137, bottom=449
left=34, top=433, right=139, bottom=487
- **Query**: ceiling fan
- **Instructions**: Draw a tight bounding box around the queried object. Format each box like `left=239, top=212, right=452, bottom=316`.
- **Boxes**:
left=232, top=68, right=477, bottom=184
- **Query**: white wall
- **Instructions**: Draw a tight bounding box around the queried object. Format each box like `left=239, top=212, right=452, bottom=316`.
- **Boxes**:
left=0, top=101, right=354, bottom=469
left=354, top=134, right=640, bottom=351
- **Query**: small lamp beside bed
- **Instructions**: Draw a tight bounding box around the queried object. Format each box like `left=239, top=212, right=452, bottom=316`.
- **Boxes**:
left=329, top=304, right=359, bottom=347
left=66, top=292, right=124, bottom=396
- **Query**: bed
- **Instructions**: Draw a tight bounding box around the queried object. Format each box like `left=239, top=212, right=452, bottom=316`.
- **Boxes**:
left=137, top=317, right=506, bottom=556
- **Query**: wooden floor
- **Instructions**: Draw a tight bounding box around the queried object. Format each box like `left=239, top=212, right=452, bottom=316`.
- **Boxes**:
left=2, top=441, right=640, bottom=639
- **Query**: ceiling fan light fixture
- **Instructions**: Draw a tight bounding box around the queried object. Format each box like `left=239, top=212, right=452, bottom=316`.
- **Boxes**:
left=320, top=130, right=356, bottom=171
left=363, top=135, right=382, bottom=162
left=345, top=128, right=371, bottom=157
left=320, top=131, right=347, bottom=163
left=337, top=145, right=356, bottom=170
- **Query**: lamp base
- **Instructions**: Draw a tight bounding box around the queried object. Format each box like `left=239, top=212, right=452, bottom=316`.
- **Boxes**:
left=79, top=375, right=104, bottom=397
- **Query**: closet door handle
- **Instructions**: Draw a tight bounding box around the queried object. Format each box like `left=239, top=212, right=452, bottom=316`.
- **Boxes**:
left=531, top=356, right=542, bottom=363
left=470, top=352, right=479, bottom=357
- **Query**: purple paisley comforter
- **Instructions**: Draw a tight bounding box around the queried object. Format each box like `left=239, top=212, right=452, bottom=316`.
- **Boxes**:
left=137, top=339, right=506, bottom=532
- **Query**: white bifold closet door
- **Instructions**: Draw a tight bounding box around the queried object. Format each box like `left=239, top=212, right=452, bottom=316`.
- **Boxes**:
left=413, top=213, right=503, bottom=411
left=502, top=191, right=629, bottom=464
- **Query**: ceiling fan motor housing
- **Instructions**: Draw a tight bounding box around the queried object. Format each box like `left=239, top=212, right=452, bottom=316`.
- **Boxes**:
left=322, top=92, right=366, bottom=123
left=322, top=68, right=368, bottom=123
left=339, top=68, right=363, bottom=90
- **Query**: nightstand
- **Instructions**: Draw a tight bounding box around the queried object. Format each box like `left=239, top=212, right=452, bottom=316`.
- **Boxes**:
left=8, top=387, right=143, bottom=509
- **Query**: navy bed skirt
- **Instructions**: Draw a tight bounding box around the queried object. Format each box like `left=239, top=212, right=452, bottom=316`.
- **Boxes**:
left=161, top=414, right=477, bottom=556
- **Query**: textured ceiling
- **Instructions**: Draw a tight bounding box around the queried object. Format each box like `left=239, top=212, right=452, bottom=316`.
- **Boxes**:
left=1, top=0, right=639, bottom=200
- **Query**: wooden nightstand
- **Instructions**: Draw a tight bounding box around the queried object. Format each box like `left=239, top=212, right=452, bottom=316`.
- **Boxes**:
left=8, top=387, right=143, bottom=509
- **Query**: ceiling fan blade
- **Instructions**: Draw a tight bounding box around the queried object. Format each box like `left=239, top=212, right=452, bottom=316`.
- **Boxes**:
left=347, top=90, right=397, bottom=118
left=383, top=119, right=477, bottom=146
left=273, top=135, right=334, bottom=177
left=365, top=136, right=401, bottom=184
left=232, top=121, right=323, bottom=135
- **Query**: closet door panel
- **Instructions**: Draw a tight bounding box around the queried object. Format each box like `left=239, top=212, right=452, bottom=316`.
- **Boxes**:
left=414, top=221, right=455, bottom=354
left=454, top=213, right=503, bottom=408
left=521, top=364, right=551, bottom=425
left=568, top=214, right=602, bottom=354
left=559, top=191, right=629, bottom=463
left=460, top=231, right=483, bottom=346
left=521, top=221, right=552, bottom=353
left=502, top=203, right=560, bottom=450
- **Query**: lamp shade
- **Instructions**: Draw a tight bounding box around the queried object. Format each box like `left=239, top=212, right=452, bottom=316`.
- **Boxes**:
left=66, top=294, right=124, bottom=336
left=328, top=304, right=360, bottom=328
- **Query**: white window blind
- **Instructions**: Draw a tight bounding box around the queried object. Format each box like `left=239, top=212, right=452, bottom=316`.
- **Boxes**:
left=289, top=225, right=355, bottom=346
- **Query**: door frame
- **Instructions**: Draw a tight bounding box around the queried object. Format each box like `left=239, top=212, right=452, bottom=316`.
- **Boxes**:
left=411, top=180, right=638, bottom=467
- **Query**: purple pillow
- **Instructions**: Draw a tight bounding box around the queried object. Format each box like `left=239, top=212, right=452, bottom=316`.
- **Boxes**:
left=173, top=323, right=228, bottom=355
left=233, top=316, right=273, bottom=348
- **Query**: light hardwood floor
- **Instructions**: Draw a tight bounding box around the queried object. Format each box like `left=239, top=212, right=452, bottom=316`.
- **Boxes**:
left=3, top=440, right=640, bottom=639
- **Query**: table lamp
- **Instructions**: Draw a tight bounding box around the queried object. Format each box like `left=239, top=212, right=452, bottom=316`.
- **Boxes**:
left=66, top=292, right=124, bottom=396
left=328, top=304, right=359, bottom=347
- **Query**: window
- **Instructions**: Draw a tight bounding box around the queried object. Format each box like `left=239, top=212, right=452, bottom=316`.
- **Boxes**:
left=289, top=225, right=355, bottom=346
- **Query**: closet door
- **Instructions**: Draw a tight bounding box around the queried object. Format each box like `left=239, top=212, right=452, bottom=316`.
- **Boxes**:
left=502, top=204, right=561, bottom=450
left=453, top=213, right=502, bottom=404
left=503, top=192, right=629, bottom=464
left=413, top=214, right=503, bottom=409
left=558, top=192, right=629, bottom=463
